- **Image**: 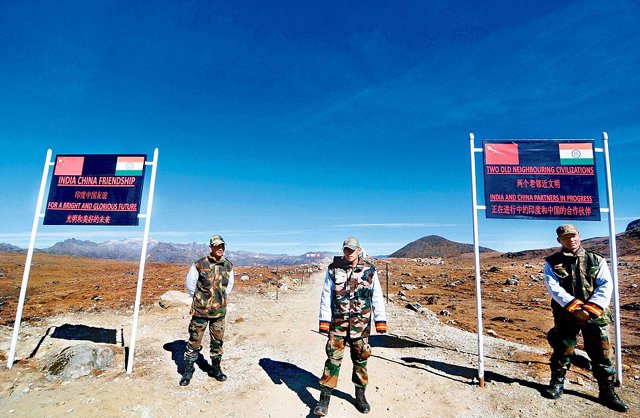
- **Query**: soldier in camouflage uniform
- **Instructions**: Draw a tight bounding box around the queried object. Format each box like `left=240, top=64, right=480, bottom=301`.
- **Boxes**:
left=179, top=234, right=234, bottom=386
left=543, top=224, right=628, bottom=412
left=314, top=237, right=387, bottom=416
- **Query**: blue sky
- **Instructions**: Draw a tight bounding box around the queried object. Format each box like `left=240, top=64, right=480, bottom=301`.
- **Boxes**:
left=1, top=1, right=639, bottom=255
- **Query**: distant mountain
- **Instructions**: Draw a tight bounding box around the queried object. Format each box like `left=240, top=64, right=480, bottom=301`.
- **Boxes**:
left=146, top=241, right=204, bottom=264
left=0, top=243, right=25, bottom=253
left=627, top=219, right=640, bottom=232
left=389, top=235, right=495, bottom=258
left=0, top=238, right=334, bottom=266
left=43, top=238, right=160, bottom=260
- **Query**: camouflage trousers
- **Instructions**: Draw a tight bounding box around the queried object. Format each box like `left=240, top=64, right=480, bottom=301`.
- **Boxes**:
left=547, top=313, right=614, bottom=381
left=319, top=334, right=372, bottom=389
left=184, top=315, right=225, bottom=362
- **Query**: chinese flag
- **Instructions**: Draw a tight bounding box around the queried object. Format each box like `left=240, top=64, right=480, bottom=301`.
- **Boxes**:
left=485, top=143, right=519, bottom=165
left=54, top=156, right=85, bottom=176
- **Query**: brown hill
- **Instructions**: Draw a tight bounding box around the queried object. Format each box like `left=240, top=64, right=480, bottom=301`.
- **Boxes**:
left=503, top=223, right=640, bottom=260
left=389, top=235, right=495, bottom=258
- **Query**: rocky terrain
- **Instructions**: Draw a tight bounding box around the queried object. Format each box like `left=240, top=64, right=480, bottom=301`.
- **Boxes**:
left=0, top=245, right=639, bottom=417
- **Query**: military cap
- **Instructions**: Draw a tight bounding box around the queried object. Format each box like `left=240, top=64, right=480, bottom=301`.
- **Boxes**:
left=556, top=224, right=579, bottom=237
left=209, top=235, right=226, bottom=246
left=342, top=236, right=361, bottom=250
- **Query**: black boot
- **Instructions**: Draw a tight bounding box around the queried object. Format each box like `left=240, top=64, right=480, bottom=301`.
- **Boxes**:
left=598, top=378, right=629, bottom=412
left=543, top=369, right=566, bottom=399
left=208, top=355, right=227, bottom=382
left=354, top=386, right=370, bottom=414
left=314, top=386, right=332, bottom=416
left=179, top=360, right=195, bottom=386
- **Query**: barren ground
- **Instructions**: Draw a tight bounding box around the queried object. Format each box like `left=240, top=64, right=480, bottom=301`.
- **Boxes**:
left=0, top=252, right=638, bottom=417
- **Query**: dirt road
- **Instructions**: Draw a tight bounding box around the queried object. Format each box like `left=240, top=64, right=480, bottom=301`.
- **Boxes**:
left=1, top=270, right=637, bottom=417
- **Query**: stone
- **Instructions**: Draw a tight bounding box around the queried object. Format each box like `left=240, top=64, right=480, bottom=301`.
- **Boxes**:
left=406, top=302, right=422, bottom=312
left=159, top=290, right=192, bottom=309
left=505, top=277, right=519, bottom=285
left=45, top=343, right=115, bottom=381
left=445, top=279, right=465, bottom=287
left=425, top=296, right=439, bottom=305
left=622, top=302, right=640, bottom=311
left=487, top=330, right=498, bottom=337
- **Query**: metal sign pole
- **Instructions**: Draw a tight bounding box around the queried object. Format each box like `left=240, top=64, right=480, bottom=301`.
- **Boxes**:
left=601, top=132, right=623, bottom=384
left=127, top=148, right=159, bottom=374
left=7, top=149, right=54, bottom=368
left=469, top=133, right=485, bottom=387
left=386, top=262, right=389, bottom=304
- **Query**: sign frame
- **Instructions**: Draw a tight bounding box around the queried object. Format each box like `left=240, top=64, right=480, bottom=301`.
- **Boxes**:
left=469, top=133, right=623, bottom=387
left=7, top=149, right=159, bottom=375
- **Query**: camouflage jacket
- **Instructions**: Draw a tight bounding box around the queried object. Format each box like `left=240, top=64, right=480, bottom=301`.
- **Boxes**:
left=318, top=256, right=387, bottom=338
left=543, top=247, right=612, bottom=319
left=186, top=255, right=234, bottom=318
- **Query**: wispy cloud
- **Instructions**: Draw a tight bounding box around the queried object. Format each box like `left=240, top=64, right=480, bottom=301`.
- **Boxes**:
left=331, top=223, right=460, bottom=229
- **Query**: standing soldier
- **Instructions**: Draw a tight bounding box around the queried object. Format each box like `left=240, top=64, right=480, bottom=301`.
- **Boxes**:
left=314, top=237, right=387, bottom=416
left=179, top=234, right=234, bottom=386
left=543, top=224, right=628, bottom=412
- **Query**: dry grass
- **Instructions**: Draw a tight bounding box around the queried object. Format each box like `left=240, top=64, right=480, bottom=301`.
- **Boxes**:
left=1, top=251, right=638, bottom=367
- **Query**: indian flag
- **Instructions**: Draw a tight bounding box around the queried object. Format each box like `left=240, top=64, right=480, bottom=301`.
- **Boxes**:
left=559, top=143, right=594, bottom=165
left=116, top=156, right=145, bottom=176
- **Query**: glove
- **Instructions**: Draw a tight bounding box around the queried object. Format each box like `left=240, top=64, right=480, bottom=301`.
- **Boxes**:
left=319, top=321, right=330, bottom=335
left=375, top=321, right=387, bottom=334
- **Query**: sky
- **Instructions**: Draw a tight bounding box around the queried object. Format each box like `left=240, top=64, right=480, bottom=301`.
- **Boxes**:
left=0, top=0, right=639, bottom=256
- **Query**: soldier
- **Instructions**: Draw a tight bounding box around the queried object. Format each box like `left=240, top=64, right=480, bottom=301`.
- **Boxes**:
left=314, top=237, right=387, bottom=416
left=543, top=224, right=628, bottom=412
left=179, top=234, right=234, bottom=386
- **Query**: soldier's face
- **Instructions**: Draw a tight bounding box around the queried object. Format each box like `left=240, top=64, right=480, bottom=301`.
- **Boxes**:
left=210, top=244, right=225, bottom=259
left=343, top=247, right=361, bottom=265
left=557, top=233, right=581, bottom=253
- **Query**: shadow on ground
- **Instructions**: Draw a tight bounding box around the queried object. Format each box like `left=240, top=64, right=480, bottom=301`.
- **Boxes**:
left=259, top=358, right=352, bottom=418
left=163, top=340, right=211, bottom=375
left=369, top=332, right=548, bottom=367
left=25, top=323, right=119, bottom=362
left=400, top=356, right=599, bottom=403
left=51, top=324, right=118, bottom=344
left=369, top=333, right=432, bottom=348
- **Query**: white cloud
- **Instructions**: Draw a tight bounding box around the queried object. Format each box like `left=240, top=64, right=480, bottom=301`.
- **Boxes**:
left=331, top=223, right=460, bottom=229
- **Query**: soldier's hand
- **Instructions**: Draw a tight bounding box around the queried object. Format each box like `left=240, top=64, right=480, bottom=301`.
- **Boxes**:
left=572, top=309, right=590, bottom=324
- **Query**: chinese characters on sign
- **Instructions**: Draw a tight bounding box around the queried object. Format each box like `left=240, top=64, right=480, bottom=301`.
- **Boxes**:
left=483, top=140, right=600, bottom=221
left=44, top=154, right=147, bottom=226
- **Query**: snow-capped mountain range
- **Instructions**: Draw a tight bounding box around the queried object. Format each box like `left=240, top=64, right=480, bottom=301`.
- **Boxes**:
left=0, top=238, right=335, bottom=266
